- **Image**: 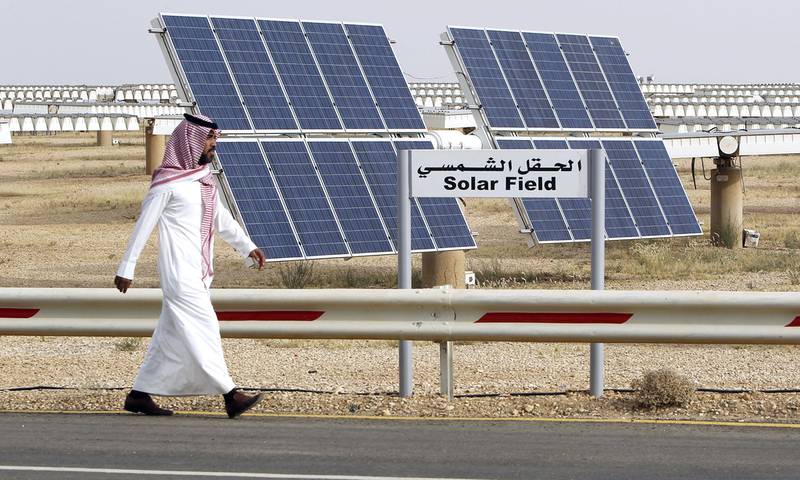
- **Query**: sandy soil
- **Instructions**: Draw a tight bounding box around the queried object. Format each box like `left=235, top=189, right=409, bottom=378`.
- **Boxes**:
left=0, top=132, right=799, bottom=421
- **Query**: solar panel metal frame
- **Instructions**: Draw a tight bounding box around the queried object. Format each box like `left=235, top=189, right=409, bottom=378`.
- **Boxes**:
left=630, top=137, right=701, bottom=238
left=152, top=14, right=476, bottom=260
left=299, top=20, right=389, bottom=134
left=494, top=135, right=699, bottom=244
left=305, top=137, right=396, bottom=256
left=254, top=18, right=349, bottom=134
left=596, top=137, right=671, bottom=238
left=215, top=137, right=475, bottom=260
left=343, top=21, right=428, bottom=133
left=213, top=138, right=307, bottom=261
left=156, top=14, right=257, bottom=135
left=258, top=136, right=353, bottom=259
left=390, top=138, right=478, bottom=251
left=544, top=31, right=657, bottom=133
left=484, top=28, right=562, bottom=131
left=589, top=34, right=658, bottom=131
left=554, top=32, right=628, bottom=132
left=208, top=15, right=303, bottom=133
left=154, top=14, right=427, bottom=136
left=442, top=26, right=530, bottom=135
left=347, top=138, right=438, bottom=253
left=441, top=26, right=660, bottom=136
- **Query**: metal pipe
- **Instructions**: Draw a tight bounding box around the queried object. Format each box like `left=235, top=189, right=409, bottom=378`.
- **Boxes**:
left=590, top=149, right=606, bottom=398
left=397, top=149, right=413, bottom=397
left=2, top=288, right=800, bottom=344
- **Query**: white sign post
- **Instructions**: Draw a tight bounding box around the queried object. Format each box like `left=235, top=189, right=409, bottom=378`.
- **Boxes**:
left=397, top=148, right=605, bottom=398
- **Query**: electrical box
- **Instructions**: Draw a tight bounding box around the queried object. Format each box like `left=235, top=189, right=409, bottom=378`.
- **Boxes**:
left=743, top=229, right=760, bottom=248
left=464, top=271, right=476, bottom=288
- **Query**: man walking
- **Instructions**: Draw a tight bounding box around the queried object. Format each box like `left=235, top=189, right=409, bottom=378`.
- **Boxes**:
left=114, top=113, right=266, bottom=418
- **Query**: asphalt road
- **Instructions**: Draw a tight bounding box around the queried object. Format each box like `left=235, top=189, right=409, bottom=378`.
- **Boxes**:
left=0, top=413, right=799, bottom=479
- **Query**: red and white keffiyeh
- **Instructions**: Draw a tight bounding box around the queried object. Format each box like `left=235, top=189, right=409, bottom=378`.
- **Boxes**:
left=150, top=114, right=221, bottom=281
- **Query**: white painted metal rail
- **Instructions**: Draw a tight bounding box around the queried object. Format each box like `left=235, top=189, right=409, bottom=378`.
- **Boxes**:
left=1, top=288, right=800, bottom=344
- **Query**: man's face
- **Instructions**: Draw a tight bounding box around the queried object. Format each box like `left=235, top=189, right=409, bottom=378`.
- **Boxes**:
left=198, top=132, right=217, bottom=165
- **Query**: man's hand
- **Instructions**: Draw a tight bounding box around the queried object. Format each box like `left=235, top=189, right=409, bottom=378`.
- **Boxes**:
left=248, top=248, right=266, bottom=270
left=114, top=275, right=132, bottom=293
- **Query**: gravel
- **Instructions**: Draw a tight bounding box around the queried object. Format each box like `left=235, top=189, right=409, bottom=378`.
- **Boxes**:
left=3, top=336, right=800, bottom=422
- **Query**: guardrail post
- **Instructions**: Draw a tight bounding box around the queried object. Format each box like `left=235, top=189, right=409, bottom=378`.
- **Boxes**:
left=439, top=341, right=453, bottom=401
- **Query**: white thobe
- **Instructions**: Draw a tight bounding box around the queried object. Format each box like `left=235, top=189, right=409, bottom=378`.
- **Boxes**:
left=117, top=170, right=257, bottom=396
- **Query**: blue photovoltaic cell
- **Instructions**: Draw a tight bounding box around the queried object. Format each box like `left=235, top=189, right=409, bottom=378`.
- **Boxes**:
left=308, top=141, right=394, bottom=254
left=215, top=141, right=302, bottom=260
left=261, top=141, right=348, bottom=257
left=533, top=139, right=594, bottom=241
left=350, top=141, right=435, bottom=251
left=556, top=34, right=625, bottom=130
left=521, top=32, right=593, bottom=130
left=532, top=139, right=569, bottom=149
left=569, top=140, right=639, bottom=239
left=449, top=28, right=524, bottom=129
left=163, top=15, right=251, bottom=130
left=495, top=139, right=534, bottom=149
left=345, top=24, right=426, bottom=131
left=302, top=22, right=385, bottom=131
left=600, top=140, right=669, bottom=237
left=633, top=140, right=701, bottom=235
left=590, top=36, right=657, bottom=130
left=486, top=30, right=559, bottom=129
left=257, top=20, right=343, bottom=130
left=496, top=138, right=572, bottom=242
left=394, top=140, right=476, bottom=249
left=210, top=17, right=298, bottom=131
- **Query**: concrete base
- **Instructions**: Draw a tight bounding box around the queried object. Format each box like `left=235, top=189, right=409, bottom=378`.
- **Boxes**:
left=96, top=130, right=112, bottom=147
left=710, top=166, right=743, bottom=248
left=421, top=250, right=466, bottom=288
left=145, top=129, right=167, bottom=175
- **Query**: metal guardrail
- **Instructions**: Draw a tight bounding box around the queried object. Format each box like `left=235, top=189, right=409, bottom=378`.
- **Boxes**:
left=2, top=288, right=800, bottom=398
left=2, top=288, right=800, bottom=342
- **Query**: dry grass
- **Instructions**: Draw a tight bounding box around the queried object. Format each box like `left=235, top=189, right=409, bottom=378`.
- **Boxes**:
left=631, top=369, right=695, bottom=409
left=114, top=337, right=142, bottom=352
left=0, top=133, right=798, bottom=291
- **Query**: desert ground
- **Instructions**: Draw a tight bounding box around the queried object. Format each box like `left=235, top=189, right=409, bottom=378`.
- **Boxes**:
left=0, top=131, right=798, bottom=420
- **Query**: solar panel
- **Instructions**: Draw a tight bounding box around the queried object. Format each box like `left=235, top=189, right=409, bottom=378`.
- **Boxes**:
left=350, top=140, right=436, bottom=251
left=589, top=36, right=657, bottom=130
left=521, top=32, right=594, bottom=130
left=446, top=27, right=658, bottom=133
left=555, top=34, right=626, bottom=130
left=567, top=139, right=639, bottom=240
left=158, top=14, right=475, bottom=260
left=307, top=141, right=394, bottom=254
left=260, top=141, right=349, bottom=258
left=161, top=15, right=251, bottom=131
left=161, top=15, right=424, bottom=134
left=210, top=17, right=298, bottom=131
left=214, top=141, right=303, bottom=260
left=257, top=20, right=343, bottom=131
left=496, top=137, right=698, bottom=243
left=600, top=139, right=670, bottom=237
left=345, top=24, right=426, bottom=131
left=393, top=140, right=477, bottom=250
left=486, top=30, right=560, bottom=130
left=495, top=138, right=572, bottom=242
left=302, top=22, right=385, bottom=131
left=633, top=140, right=701, bottom=235
left=449, top=27, right=525, bottom=129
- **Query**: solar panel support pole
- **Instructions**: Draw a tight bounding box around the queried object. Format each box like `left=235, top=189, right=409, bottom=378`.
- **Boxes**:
left=397, top=149, right=413, bottom=398
left=590, top=149, right=606, bottom=398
